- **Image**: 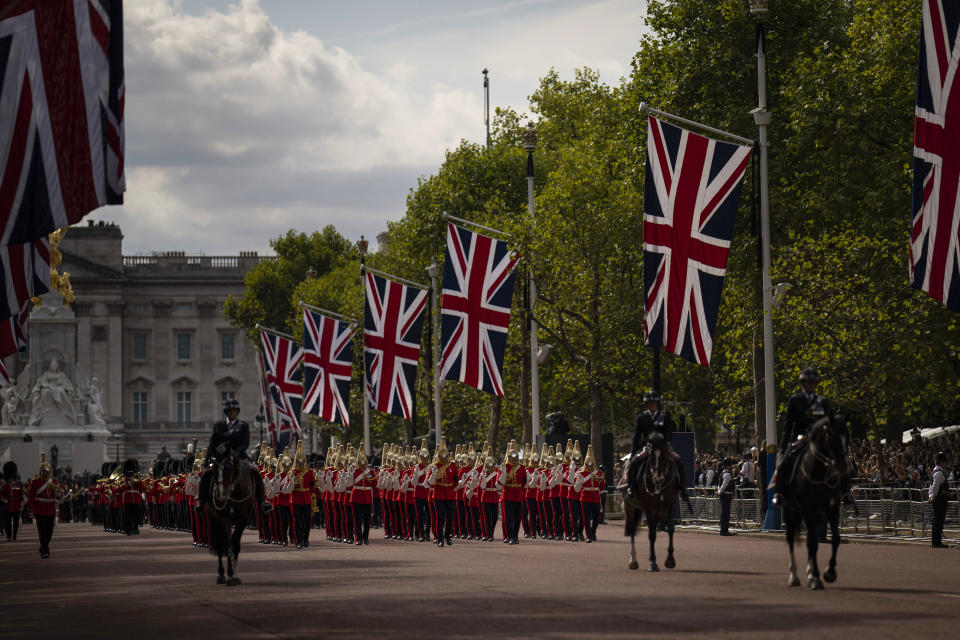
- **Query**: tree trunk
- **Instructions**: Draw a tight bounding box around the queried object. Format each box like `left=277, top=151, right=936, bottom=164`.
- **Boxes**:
left=486, top=395, right=502, bottom=450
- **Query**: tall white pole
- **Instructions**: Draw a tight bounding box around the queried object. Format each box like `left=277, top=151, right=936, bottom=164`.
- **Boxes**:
left=523, top=123, right=541, bottom=437
left=427, top=264, right=442, bottom=443
left=359, top=238, right=371, bottom=457
left=752, top=14, right=779, bottom=531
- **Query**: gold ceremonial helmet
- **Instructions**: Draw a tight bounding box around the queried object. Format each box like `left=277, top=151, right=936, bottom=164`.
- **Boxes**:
left=256, top=442, right=268, bottom=466
left=436, top=437, right=450, bottom=463
left=583, top=444, right=596, bottom=472
left=564, top=439, right=574, bottom=463
left=538, top=444, right=549, bottom=469
left=38, top=452, right=51, bottom=479
left=555, top=443, right=563, bottom=462
left=356, top=449, right=368, bottom=470
left=279, top=450, right=293, bottom=473
left=571, top=440, right=583, bottom=463
left=418, top=439, right=430, bottom=465
left=467, top=442, right=477, bottom=466
left=507, top=439, right=520, bottom=465
left=294, top=441, right=307, bottom=471
left=484, top=455, right=496, bottom=470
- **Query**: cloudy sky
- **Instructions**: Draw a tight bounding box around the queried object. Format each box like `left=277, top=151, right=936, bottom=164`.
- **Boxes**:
left=91, top=0, right=647, bottom=255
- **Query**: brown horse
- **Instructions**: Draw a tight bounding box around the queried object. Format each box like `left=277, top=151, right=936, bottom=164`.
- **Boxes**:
left=205, top=448, right=257, bottom=586
left=622, top=432, right=680, bottom=571
left=781, top=415, right=848, bottom=590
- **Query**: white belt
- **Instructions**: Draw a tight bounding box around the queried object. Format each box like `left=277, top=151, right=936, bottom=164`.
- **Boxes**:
left=35, top=497, right=56, bottom=502
left=353, top=486, right=373, bottom=491
left=583, top=487, right=600, bottom=491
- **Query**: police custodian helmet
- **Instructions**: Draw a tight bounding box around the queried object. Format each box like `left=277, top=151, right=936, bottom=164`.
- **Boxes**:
left=222, top=398, right=240, bottom=413
left=642, top=390, right=661, bottom=404
left=799, top=367, right=821, bottom=383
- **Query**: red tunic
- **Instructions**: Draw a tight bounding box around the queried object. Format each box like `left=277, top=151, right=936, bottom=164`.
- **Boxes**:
left=2, top=482, right=23, bottom=511
left=276, top=472, right=292, bottom=507
left=478, top=469, right=500, bottom=504
left=27, top=477, right=60, bottom=516
left=413, top=464, right=429, bottom=500
left=122, top=478, right=145, bottom=505
left=351, top=467, right=376, bottom=505
left=292, top=469, right=315, bottom=506
left=577, top=470, right=605, bottom=504
left=431, top=463, right=457, bottom=501
left=499, top=464, right=527, bottom=503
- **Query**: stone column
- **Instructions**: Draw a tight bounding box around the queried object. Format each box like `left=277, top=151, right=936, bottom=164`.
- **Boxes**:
left=197, top=299, right=217, bottom=420
left=152, top=300, right=172, bottom=421
left=106, top=301, right=125, bottom=420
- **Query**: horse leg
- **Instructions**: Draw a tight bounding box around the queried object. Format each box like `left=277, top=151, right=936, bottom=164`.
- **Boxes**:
left=805, top=513, right=823, bottom=590
left=664, top=516, right=676, bottom=569
left=823, top=505, right=840, bottom=583
left=785, top=510, right=800, bottom=587
left=647, top=513, right=659, bottom=572
left=627, top=507, right=639, bottom=570
left=216, top=552, right=226, bottom=585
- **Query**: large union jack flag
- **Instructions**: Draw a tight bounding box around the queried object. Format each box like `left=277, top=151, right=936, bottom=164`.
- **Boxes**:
left=0, top=300, right=29, bottom=387
left=303, top=307, right=355, bottom=427
left=363, top=270, right=427, bottom=420
left=0, top=0, right=125, bottom=247
left=259, top=328, right=303, bottom=437
left=440, top=223, right=518, bottom=396
left=0, top=237, right=48, bottom=321
left=643, top=116, right=752, bottom=366
left=911, top=0, right=960, bottom=311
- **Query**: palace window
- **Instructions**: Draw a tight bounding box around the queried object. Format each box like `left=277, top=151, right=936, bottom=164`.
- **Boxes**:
left=176, top=391, right=192, bottom=423
left=221, top=333, right=235, bottom=360
left=132, top=391, right=148, bottom=424
left=176, top=332, right=191, bottom=361
left=133, top=333, right=147, bottom=361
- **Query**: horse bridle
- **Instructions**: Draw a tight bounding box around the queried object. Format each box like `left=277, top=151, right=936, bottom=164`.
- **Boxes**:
left=801, top=418, right=844, bottom=489
left=211, top=457, right=253, bottom=511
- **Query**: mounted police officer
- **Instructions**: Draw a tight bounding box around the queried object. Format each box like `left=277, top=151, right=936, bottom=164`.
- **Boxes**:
left=770, top=367, right=850, bottom=506
left=196, top=399, right=272, bottom=514
left=628, top=390, right=690, bottom=503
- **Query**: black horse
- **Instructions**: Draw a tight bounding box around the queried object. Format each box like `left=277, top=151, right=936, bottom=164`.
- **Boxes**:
left=780, top=415, right=848, bottom=590
left=205, top=448, right=257, bottom=586
left=622, top=432, right=681, bottom=571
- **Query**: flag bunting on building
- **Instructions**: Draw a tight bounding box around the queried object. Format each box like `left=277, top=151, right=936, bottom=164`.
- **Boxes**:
left=259, top=327, right=303, bottom=438
left=302, top=306, right=355, bottom=427
left=643, top=115, right=752, bottom=366
left=439, top=222, right=518, bottom=396
left=0, top=0, right=125, bottom=248
left=910, top=0, right=960, bottom=311
left=363, top=270, right=427, bottom=420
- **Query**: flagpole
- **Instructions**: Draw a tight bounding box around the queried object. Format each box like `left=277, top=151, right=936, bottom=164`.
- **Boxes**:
left=639, top=103, right=755, bottom=147
left=750, top=1, right=780, bottom=531
left=358, top=236, right=372, bottom=458
left=523, top=122, right=541, bottom=440
left=427, top=264, right=442, bottom=443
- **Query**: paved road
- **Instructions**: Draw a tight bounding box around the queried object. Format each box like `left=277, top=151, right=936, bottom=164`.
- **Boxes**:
left=1, top=521, right=956, bottom=639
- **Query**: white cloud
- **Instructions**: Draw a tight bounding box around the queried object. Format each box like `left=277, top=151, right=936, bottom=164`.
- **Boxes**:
left=90, top=0, right=644, bottom=255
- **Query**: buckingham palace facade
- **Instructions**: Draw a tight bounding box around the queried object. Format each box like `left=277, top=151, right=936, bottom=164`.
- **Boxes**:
left=57, top=221, right=264, bottom=466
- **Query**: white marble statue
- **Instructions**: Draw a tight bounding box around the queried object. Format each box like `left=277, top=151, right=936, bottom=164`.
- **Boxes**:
left=29, top=358, right=76, bottom=425
left=0, top=385, right=23, bottom=425
left=82, top=376, right=105, bottom=426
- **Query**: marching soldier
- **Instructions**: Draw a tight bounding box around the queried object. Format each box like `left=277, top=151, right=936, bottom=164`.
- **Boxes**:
left=290, top=442, right=315, bottom=549
left=26, top=454, right=62, bottom=558
left=426, top=437, right=457, bottom=547
left=121, top=459, right=145, bottom=535
left=929, top=451, right=950, bottom=548
left=573, top=445, right=605, bottom=542
left=500, top=441, right=526, bottom=545
left=351, top=450, right=376, bottom=545
left=1, top=461, right=23, bottom=541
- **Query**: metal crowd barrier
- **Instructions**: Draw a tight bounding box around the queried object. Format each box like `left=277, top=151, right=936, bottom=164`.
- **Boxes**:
left=672, top=483, right=958, bottom=541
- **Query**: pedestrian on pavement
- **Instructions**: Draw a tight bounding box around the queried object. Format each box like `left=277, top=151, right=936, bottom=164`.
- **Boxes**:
left=717, top=458, right=735, bottom=536
left=928, top=451, right=950, bottom=548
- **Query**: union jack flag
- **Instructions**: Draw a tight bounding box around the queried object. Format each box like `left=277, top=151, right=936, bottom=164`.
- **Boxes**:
left=440, top=223, right=518, bottom=396
left=255, top=350, right=278, bottom=449
left=259, top=328, right=303, bottom=438
left=0, top=0, right=125, bottom=247
left=911, top=0, right=960, bottom=311
left=643, top=116, right=752, bottom=366
left=0, top=237, right=48, bottom=321
left=302, top=307, right=355, bottom=427
left=0, top=300, right=28, bottom=386
left=363, top=271, right=427, bottom=420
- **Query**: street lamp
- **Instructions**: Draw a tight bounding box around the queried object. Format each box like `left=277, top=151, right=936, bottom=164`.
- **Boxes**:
left=750, top=0, right=778, bottom=531
left=357, top=235, right=369, bottom=264
left=522, top=122, right=541, bottom=440
left=426, top=263, right=441, bottom=446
